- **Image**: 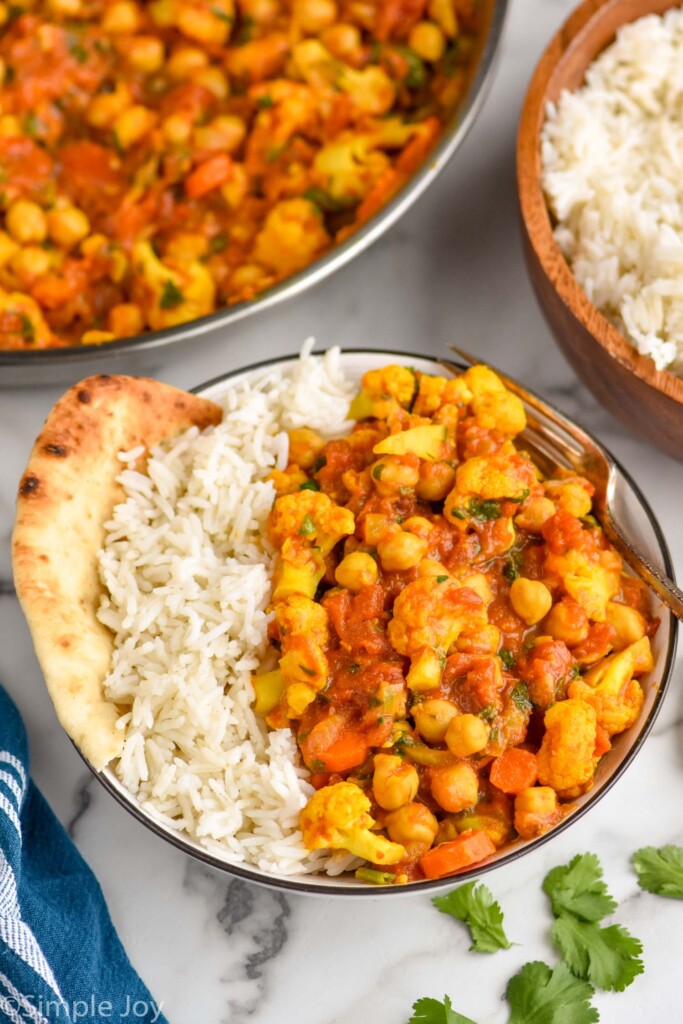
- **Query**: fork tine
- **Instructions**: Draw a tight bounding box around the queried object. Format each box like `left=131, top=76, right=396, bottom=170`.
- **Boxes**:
left=447, top=343, right=478, bottom=367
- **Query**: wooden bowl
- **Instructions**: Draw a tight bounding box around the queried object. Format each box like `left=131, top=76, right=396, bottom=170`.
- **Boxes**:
left=517, top=0, right=683, bottom=461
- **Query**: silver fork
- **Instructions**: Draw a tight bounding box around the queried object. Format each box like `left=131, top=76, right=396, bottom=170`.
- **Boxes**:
left=442, top=344, right=683, bottom=621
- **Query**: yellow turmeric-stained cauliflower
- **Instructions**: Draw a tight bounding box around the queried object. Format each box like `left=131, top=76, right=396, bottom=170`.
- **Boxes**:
left=450, top=452, right=537, bottom=503
left=545, top=548, right=622, bottom=622
left=253, top=198, right=330, bottom=277
left=272, top=539, right=326, bottom=602
left=568, top=636, right=652, bottom=736
left=388, top=577, right=488, bottom=690
left=413, top=373, right=472, bottom=417
left=132, top=241, right=215, bottom=330
left=274, top=595, right=329, bottom=647
left=291, top=40, right=396, bottom=116
left=269, top=490, right=354, bottom=555
left=462, top=365, right=527, bottom=438
left=300, top=782, right=405, bottom=864
left=0, top=290, right=55, bottom=348
left=537, top=698, right=597, bottom=797
left=544, top=477, right=594, bottom=519
left=348, top=363, right=417, bottom=421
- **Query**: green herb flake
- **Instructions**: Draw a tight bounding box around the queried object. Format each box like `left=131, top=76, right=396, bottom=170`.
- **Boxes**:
left=23, top=113, right=42, bottom=138
left=298, top=513, right=316, bottom=536
left=256, top=93, right=274, bottom=108
left=478, top=705, right=497, bottom=723
left=450, top=507, right=467, bottom=520
left=498, top=647, right=516, bottom=670
left=302, top=186, right=357, bottom=213
left=407, top=995, right=478, bottom=1024
left=503, top=552, right=522, bottom=583
left=68, top=39, right=88, bottom=63
left=299, top=664, right=316, bottom=677
left=211, top=5, right=234, bottom=21
left=348, top=663, right=361, bottom=674
left=210, top=233, right=228, bottom=253
left=436, top=575, right=449, bottom=583
left=299, top=480, right=320, bottom=492
left=159, top=279, right=184, bottom=309
left=312, top=455, right=327, bottom=473
left=467, top=498, right=501, bottom=521
left=18, top=312, right=35, bottom=343
left=372, top=463, right=384, bottom=481
left=309, top=758, right=326, bottom=771
left=510, top=682, right=532, bottom=714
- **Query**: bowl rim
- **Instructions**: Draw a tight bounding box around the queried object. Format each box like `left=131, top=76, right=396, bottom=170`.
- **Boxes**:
left=78, top=348, right=679, bottom=896
left=516, top=0, right=683, bottom=407
left=0, top=0, right=508, bottom=372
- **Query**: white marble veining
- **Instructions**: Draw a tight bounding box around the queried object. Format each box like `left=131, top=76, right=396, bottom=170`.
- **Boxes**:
left=1, top=0, right=682, bottom=1019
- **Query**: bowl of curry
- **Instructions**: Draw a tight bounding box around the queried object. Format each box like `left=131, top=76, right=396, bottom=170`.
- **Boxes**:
left=0, top=0, right=505, bottom=384
left=20, top=349, right=673, bottom=894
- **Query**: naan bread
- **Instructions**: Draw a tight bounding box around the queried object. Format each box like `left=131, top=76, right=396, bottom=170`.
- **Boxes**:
left=12, top=374, right=223, bottom=771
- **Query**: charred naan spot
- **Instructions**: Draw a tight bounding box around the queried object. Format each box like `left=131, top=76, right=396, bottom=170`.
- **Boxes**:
left=44, top=443, right=68, bottom=457
left=77, top=389, right=91, bottom=404
left=20, top=475, right=40, bottom=496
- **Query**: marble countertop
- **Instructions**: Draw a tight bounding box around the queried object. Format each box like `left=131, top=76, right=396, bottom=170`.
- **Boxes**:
left=1, top=0, right=682, bottom=1019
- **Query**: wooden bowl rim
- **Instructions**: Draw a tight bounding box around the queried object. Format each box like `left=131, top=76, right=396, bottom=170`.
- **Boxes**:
left=517, top=0, right=683, bottom=406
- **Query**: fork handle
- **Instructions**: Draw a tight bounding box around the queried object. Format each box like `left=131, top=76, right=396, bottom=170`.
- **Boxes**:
left=601, top=510, right=683, bottom=622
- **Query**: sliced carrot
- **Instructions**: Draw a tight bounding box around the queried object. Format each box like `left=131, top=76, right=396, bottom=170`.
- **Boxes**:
left=185, top=154, right=233, bottom=200
left=419, top=830, right=496, bottom=880
left=489, top=748, right=538, bottom=795
left=318, top=730, right=369, bottom=773
left=593, top=725, right=611, bottom=758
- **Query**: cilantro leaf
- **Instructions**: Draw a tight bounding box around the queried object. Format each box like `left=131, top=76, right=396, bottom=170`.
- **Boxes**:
left=551, top=916, right=643, bottom=992
left=159, top=279, right=184, bottom=309
left=510, top=682, right=532, bottom=714
left=432, top=881, right=511, bottom=953
left=506, top=961, right=598, bottom=1024
left=543, top=853, right=617, bottom=922
left=632, top=845, right=683, bottom=898
left=407, top=995, right=477, bottom=1024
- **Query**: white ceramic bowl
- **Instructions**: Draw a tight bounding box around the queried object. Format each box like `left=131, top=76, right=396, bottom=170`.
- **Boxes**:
left=87, top=351, right=677, bottom=895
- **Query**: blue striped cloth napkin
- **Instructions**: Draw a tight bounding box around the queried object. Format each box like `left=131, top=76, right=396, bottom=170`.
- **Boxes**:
left=0, top=685, right=167, bottom=1024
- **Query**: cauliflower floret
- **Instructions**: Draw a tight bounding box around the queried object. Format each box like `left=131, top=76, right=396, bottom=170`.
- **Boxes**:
left=133, top=241, right=215, bottom=330
left=272, top=539, right=326, bottom=602
left=269, top=490, right=354, bottom=555
left=568, top=636, right=652, bottom=736
left=292, top=40, right=395, bottom=115
left=546, top=548, right=621, bottom=622
left=544, top=476, right=595, bottom=519
left=450, top=452, right=537, bottom=503
left=412, top=373, right=472, bottom=416
left=0, top=290, right=55, bottom=349
left=536, top=698, right=597, bottom=797
left=274, top=595, right=328, bottom=647
left=388, top=577, right=488, bottom=690
left=348, top=363, right=416, bottom=420
left=462, top=365, right=526, bottom=438
left=300, top=782, right=405, bottom=864
left=253, top=198, right=330, bottom=277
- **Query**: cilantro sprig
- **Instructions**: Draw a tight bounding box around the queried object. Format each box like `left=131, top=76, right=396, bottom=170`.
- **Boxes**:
left=632, top=844, right=683, bottom=898
left=407, top=996, right=477, bottom=1024
left=544, top=853, right=643, bottom=992
left=506, top=961, right=598, bottom=1024
left=432, top=881, right=511, bottom=953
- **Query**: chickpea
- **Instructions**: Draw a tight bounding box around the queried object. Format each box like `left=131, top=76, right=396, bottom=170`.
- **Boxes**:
left=605, top=601, right=647, bottom=651
left=371, top=455, right=419, bottom=497
left=194, top=114, right=246, bottom=154
left=86, top=84, right=131, bottom=129
left=0, top=231, right=18, bottom=267
left=514, top=495, right=556, bottom=533
left=417, top=558, right=449, bottom=579
left=167, top=45, right=209, bottom=79
left=128, top=36, right=165, bottom=73
left=6, top=200, right=47, bottom=244
left=108, top=303, right=144, bottom=338
left=510, top=578, right=553, bottom=626
left=455, top=623, right=501, bottom=655
left=47, top=206, right=90, bottom=250
left=402, top=516, right=432, bottom=540
left=335, top=551, right=378, bottom=591
left=372, top=754, right=419, bottom=811
left=10, top=245, right=50, bottom=281
left=320, top=22, right=361, bottom=58
left=515, top=786, right=556, bottom=817
left=113, top=106, right=157, bottom=150
left=445, top=714, right=489, bottom=758
left=416, top=460, right=456, bottom=502
left=412, top=698, right=458, bottom=743
left=177, top=4, right=230, bottom=44
left=544, top=597, right=589, bottom=646
left=377, top=530, right=428, bottom=572
left=430, top=761, right=479, bottom=813
left=409, top=20, right=446, bottom=61
left=102, top=1, right=142, bottom=33
left=294, top=0, right=337, bottom=32
left=163, top=114, right=192, bottom=146
left=385, top=802, right=439, bottom=849
left=193, top=66, right=229, bottom=100
left=0, top=115, right=21, bottom=137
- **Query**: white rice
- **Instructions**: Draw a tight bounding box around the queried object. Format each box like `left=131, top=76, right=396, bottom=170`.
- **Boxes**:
left=97, top=341, right=361, bottom=876
left=541, top=8, right=683, bottom=373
